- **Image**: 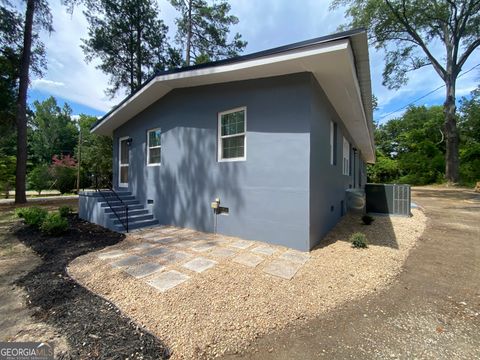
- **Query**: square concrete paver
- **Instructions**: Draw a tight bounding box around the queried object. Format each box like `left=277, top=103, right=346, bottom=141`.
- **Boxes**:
left=182, top=257, right=217, bottom=273
left=208, top=247, right=238, bottom=258
left=97, top=250, right=125, bottom=260
left=229, top=239, right=254, bottom=249
left=110, top=255, right=143, bottom=268
left=130, top=243, right=156, bottom=252
left=158, top=251, right=191, bottom=265
left=190, top=242, right=216, bottom=252
left=251, top=245, right=277, bottom=256
left=279, top=250, right=310, bottom=265
left=232, top=253, right=264, bottom=268
left=151, top=237, right=176, bottom=244
left=147, top=270, right=190, bottom=292
left=263, top=259, right=302, bottom=280
left=143, top=247, right=170, bottom=257
left=125, top=262, right=165, bottom=279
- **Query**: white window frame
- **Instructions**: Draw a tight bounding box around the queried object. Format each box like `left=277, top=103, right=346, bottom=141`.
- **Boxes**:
left=217, top=106, right=247, bottom=162
left=118, top=136, right=129, bottom=187
left=343, top=136, right=350, bottom=176
left=146, top=128, right=161, bottom=166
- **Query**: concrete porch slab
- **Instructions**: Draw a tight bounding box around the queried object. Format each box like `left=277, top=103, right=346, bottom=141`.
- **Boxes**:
left=263, top=259, right=302, bottom=280
left=232, top=253, right=264, bottom=268
left=125, top=262, right=165, bottom=279
left=110, top=255, right=143, bottom=268
left=182, top=257, right=217, bottom=273
left=147, top=270, right=190, bottom=292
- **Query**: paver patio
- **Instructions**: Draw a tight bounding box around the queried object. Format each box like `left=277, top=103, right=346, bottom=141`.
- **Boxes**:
left=95, top=226, right=311, bottom=292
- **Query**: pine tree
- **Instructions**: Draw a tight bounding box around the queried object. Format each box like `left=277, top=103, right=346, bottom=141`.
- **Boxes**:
left=170, top=0, right=247, bottom=65
left=82, top=0, right=171, bottom=97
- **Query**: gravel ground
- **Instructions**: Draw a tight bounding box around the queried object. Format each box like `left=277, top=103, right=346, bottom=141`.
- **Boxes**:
left=12, top=216, right=169, bottom=359
left=68, top=209, right=426, bottom=359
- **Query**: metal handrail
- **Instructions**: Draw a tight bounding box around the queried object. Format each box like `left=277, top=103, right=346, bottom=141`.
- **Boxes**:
left=94, top=175, right=129, bottom=232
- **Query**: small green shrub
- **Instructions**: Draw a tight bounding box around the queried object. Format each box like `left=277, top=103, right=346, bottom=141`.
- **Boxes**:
left=15, top=207, right=27, bottom=218
left=362, top=214, right=374, bottom=225
left=350, top=232, right=368, bottom=248
left=40, top=212, right=69, bottom=236
left=18, top=207, right=48, bottom=228
left=58, top=206, right=72, bottom=218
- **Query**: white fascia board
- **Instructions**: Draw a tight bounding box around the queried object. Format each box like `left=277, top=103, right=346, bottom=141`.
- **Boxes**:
left=346, top=43, right=375, bottom=163
left=91, top=40, right=350, bottom=135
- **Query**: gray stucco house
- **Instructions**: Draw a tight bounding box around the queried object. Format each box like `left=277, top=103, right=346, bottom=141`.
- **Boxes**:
left=79, top=29, right=375, bottom=252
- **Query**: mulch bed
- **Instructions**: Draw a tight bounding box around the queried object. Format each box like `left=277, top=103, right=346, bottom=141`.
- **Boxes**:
left=13, top=215, right=170, bottom=359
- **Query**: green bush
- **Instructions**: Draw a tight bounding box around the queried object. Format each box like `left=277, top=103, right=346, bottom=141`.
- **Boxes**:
left=17, top=207, right=48, bottom=228
left=15, top=207, right=27, bottom=218
left=362, top=215, right=374, bottom=225
left=28, top=164, right=52, bottom=195
left=58, top=206, right=72, bottom=217
left=40, top=212, right=69, bottom=236
left=350, top=232, right=368, bottom=248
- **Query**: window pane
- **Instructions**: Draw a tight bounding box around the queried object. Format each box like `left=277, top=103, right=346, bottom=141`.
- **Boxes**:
left=221, top=110, right=245, bottom=136
left=120, top=166, right=128, bottom=183
left=149, top=147, right=161, bottom=164
left=120, top=139, right=129, bottom=164
left=149, top=129, right=161, bottom=147
left=222, top=135, right=245, bottom=159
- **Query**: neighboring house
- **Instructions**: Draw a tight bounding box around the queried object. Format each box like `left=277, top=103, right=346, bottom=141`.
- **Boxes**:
left=79, top=28, right=375, bottom=252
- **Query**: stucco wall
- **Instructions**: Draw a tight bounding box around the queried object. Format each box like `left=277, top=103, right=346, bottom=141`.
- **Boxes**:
left=113, top=73, right=312, bottom=251
left=309, top=77, right=365, bottom=249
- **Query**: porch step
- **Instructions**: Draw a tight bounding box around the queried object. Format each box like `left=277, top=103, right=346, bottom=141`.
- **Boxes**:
left=104, top=204, right=144, bottom=213
left=114, top=218, right=159, bottom=232
left=100, top=199, right=139, bottom=207
left=112, top=214, right=154, bottom=225
left=108, top=209, right=149, bottom=218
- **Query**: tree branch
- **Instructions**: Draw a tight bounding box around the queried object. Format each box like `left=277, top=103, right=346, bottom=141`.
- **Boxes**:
left=457, top=37, right=480, bottom=71
left=385, top=0, right=447, bottom=81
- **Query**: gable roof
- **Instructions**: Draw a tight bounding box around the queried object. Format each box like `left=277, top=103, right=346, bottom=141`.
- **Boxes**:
left=91, top=28, right=375, bottom=163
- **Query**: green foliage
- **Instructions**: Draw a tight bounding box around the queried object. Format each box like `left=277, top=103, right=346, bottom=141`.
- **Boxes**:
left=30, top=97, right=78, bottom=164
left=75, top=115, right=112, bottom=183
left=58, top=206, right=72, bottom=218
left=369, top=106, right=445, bottom=185
left=82, top=0, right=170, bottom=96
left=27, top=164, right=52, bottom=194
left=18, top=207, right=48, bottom=228
left=40, top=212, right=69, bottom=236
left=361, top=215, right=374, bottom=225
left=170, top=0, right=247, bottom=65
left=350, top=232, right=368, bottom=248
left=0, top=154, right=16, bottom=198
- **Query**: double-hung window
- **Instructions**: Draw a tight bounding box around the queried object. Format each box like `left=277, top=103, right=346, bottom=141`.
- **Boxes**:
left=218, top=107, right=246, bottom=161
left=330, top=120, right=337, bottom=165
left=342, top=136, right=350, bottom=175
left=147, top=128, right=161, bottom=165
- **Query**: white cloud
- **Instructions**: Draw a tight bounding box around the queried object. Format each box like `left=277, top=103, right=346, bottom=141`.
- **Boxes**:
left=30, top=0, right=480, bottom=117
left=31, top=78, right=65, bottom=89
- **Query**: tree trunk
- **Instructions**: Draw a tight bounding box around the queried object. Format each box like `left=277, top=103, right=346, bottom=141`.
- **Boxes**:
left=15, top=0, right=36, bottom=204
left=444, top=79, right=459, bottom=183
left=186, top=0, right=192, bottom=65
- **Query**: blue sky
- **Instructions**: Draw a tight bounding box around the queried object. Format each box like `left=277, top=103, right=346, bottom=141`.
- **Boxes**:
left=29, top=0, right=480, bottom=123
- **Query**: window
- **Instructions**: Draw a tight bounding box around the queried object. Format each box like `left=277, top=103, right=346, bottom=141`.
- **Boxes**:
left=147, top=128, right=161, bottom=165
left=342, top=136, right=350, bottom=175
left=218, top=107, right=246, bottom=161
left=330, top=121, right=337, bottom=165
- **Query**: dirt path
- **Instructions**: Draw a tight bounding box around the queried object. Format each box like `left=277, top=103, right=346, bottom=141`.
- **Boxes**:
left=224, top=187, right=480, bottom=359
